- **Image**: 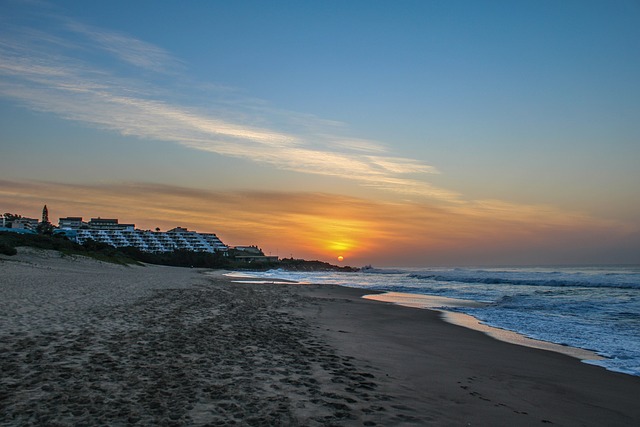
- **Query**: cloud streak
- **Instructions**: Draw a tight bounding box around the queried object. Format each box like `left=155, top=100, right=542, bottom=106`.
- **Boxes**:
left=66, top=21, right=185, bottom=73
left=0, top=10, right=454, bottom=200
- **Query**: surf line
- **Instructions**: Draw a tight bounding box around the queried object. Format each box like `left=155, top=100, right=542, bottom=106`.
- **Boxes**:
left=362, top=292, right=603, bottom=361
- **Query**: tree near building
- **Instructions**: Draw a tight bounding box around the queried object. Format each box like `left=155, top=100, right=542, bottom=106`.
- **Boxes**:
left=36, top=205, right=54, bottom=235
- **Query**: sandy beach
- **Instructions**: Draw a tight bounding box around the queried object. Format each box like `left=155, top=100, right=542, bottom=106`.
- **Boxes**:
left=2, top=249, right=640, bottom=426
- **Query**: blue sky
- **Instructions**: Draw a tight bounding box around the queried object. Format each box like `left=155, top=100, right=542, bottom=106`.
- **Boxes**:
left=1, top=0, right=639, bottom=265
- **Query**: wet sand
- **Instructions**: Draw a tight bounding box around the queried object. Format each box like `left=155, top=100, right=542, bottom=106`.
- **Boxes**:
left=2, top=248, right=640, bottom=426
left=362, top=291, right=604, bottom=360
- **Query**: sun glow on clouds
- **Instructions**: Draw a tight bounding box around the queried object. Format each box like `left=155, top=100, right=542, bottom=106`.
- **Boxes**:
left=2, top=180, right=636, bottom=266
left=0, top=12, right=448, bottom=200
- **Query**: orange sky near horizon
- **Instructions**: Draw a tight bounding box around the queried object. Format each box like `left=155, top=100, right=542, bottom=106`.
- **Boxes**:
left=2, top=179, right=636, bottom=266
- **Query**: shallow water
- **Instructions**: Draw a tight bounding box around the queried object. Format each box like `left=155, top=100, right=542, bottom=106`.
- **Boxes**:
left=244, top=265, right=640, bottom=376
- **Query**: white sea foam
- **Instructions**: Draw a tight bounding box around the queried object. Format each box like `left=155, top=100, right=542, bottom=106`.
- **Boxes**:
left=246, top=265, right=640, bottom=376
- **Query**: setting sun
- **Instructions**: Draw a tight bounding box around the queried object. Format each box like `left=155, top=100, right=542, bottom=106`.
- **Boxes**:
left=337, top=255, right=344, bottom=262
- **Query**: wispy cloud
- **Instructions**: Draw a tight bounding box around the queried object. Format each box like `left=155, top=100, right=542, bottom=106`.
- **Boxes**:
left=0, top=8, right=452, bottom=200
left=66, top=21, right=185, bottom=73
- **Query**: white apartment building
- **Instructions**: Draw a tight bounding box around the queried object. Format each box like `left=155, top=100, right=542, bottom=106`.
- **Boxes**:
left=59, top=217, right=228, bottom=254
left=58, top=217, right=85, bottom=229
left=1, top=215, right=39, bottom=230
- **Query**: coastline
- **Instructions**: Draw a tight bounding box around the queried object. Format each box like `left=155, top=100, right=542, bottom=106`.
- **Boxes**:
left=2, top=249, right=640, bottom=425
left=362, top=291, right=605, bottom=361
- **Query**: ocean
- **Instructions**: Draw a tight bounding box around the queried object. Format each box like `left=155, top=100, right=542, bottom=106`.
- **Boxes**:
left=241, top=265, right=640, bottom=376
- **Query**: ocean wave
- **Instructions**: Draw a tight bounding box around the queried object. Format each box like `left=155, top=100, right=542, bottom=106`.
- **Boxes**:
left=241, top=266, right=640, bottom=376
left=360, top=268, right=405, bottom=275
left=407, top=272, right=640, bottom=290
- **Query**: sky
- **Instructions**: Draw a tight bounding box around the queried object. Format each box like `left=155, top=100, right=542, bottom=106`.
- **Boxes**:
left=1, top=0, right=639, bottom=266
